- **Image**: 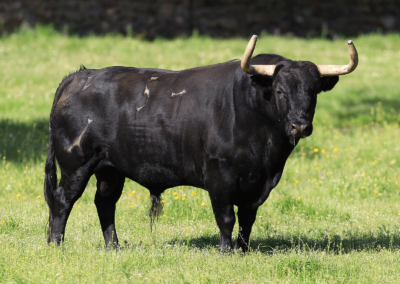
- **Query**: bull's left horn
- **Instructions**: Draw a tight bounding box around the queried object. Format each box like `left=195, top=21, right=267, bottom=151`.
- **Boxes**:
left=241, top=35, right=276, bottom=76
left=317, top=40, right=359, bottom=76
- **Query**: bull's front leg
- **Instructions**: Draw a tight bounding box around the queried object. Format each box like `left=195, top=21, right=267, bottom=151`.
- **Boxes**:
left=235, top=206, right=258, bottom=252
left=206, top=164, right=236, bottom=251
left=209, top=196, right=236, bottom=251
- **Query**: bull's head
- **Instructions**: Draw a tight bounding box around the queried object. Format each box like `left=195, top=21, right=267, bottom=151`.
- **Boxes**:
left=241, top=35, right=358, bottom=144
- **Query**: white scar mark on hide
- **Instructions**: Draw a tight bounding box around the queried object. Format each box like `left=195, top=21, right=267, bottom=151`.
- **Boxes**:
left=150, top=77, right=158, bottom=81
left=144, top=87, right=150, bottom=97
left=82, top=74, right=98, bottom=91
left=67, top=119, right=92, bottom=153
left=136, top=84, right=152, bottom=115
left=136, top=105, right=145, bottom=114
left=82, top=77, right=91, bottom=90
left=170, top=89, right=186, bottom=98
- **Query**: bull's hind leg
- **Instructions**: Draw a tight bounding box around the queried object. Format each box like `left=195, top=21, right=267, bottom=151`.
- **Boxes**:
left=94, top=167, right=125, bottom=248
left=50, top=165, right=93, bottom=245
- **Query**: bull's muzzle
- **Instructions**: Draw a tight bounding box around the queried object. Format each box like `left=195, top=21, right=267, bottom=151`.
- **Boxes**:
left=291, top=123, right=313, bottom=138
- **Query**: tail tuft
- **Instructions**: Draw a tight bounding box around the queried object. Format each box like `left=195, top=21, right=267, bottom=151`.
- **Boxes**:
left=149, top=192, right=163, bottom=231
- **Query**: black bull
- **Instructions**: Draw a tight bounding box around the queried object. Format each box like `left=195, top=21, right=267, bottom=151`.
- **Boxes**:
left=44, top=53, right=340, bottom=251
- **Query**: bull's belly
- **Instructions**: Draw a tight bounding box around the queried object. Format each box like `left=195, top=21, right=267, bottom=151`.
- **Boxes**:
left=114, top=159, right=204, bottom=190
left=108, top=140, right=204, bottom=190
left=106, top=120, right=205, bottom=189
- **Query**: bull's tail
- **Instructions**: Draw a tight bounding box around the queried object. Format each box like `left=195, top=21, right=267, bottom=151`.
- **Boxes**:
left=149, top=192, right=163, bottom=231
left=44, top=132, right=57, bottom=242
left=44, top=72, right=77, bottom=242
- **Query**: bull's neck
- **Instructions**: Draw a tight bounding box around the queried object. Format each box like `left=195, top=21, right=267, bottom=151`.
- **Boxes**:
left=233, top=75, right=295, bottom=165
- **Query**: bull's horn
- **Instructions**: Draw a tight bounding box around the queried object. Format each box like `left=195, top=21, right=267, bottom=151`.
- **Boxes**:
left=241, top=35, right=276, bottom=76
left=317, top=40, right=358, bottom=76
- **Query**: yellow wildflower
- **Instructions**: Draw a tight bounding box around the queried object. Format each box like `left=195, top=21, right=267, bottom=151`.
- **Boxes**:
left=137, top=196, right=141, bottom=199
left=174, top=196, right=179, bottom=200
left=2, top=220, right=5, bottom=223
left=162, top=215, right=166, bottom=218
left=297, top=197, right=301, bottom=200
left=147, top=193, right=150, bottom=196
left=173, top=192, right=177, bottom=195
left=132, top=191, right=135, bottom=194
left=132, top=198, right=135, bottom=201
left=128, top=194, right=132, bottom=197
left=333, top=148, right=338, bottom=152
left=122, top=190, right=125, bottom=193
left=201, top=203, right=205, bottom=206
left=191, top=191, right=196, bottom=195
left=19, top=183, right=22, bottom=187
left=180, top=189, right=183, bottom=192
left=129, top=205, right=133, bottom=208
left=313, top=148, right=319, bottom=153
left=182, top=194, right=186, bottom=197
left=182, top=197, right=186, bottom=201
left=295, top=180, right=299, bottom=184
left=16, top=193, right=21, bottom=198
left=161, top=200, right=166, bottom=204
left=37, top=195, right=41, bottom=199
left=374, top=190, right=378, bottom=194
left=321, top=149, right=326, bottom=153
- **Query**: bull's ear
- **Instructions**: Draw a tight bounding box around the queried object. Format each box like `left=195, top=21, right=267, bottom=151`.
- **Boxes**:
left=320, top=76, right=339, bottom=92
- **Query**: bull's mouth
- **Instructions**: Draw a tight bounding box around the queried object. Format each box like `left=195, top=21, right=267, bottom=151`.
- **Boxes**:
left=289, top=135, right=301, bottom=146
left=291, top=130, right=308, bottom=139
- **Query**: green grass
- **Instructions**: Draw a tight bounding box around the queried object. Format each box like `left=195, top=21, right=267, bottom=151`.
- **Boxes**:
left=0, top=26, right=400, bottom=283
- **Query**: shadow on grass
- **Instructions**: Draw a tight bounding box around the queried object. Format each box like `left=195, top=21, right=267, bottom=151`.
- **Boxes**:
left=164, top=226, right=400, bottom=254
left=0, top=119, right=49, bottom=164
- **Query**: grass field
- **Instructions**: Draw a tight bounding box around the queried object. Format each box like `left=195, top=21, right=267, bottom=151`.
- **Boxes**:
left=0, top=26, right=400, bottom=283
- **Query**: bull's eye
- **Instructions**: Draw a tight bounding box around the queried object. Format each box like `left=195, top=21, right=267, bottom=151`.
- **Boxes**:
left=276, top=90, right=285, bottom=99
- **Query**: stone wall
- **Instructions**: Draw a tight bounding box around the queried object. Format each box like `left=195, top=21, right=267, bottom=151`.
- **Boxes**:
left=0, top=0, right=398, bottom=39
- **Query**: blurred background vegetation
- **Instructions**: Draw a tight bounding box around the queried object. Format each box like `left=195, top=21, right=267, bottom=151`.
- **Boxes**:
left=1, top=0, right=399, bottom=39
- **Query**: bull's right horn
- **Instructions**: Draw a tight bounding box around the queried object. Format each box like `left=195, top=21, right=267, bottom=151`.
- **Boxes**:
left=241, top=35, right=276, bottom=76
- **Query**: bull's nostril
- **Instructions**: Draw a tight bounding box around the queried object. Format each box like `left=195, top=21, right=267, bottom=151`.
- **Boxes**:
left=291, top=124, right=298, bottom=135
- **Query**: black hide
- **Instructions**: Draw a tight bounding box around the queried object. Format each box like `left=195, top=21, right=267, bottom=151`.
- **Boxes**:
left=44, top=54, right=339, bottom=251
